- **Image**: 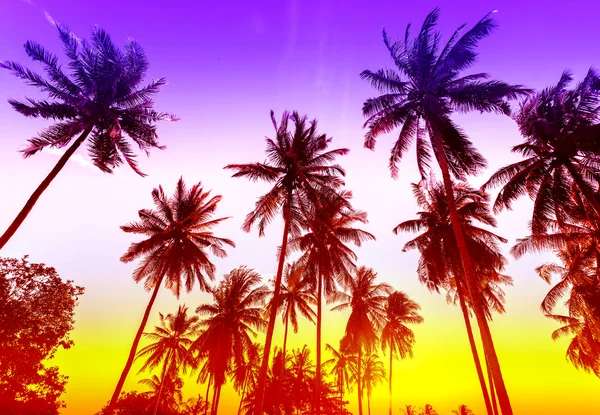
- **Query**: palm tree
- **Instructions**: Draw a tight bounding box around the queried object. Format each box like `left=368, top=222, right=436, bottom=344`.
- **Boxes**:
left=225, top=111, right=348, bottom=413
left=323, top=342, right=354, bottom=414
left=381, top=291, right=423, bottom=415
left=332, top=267, right=392, bottom=415
left=396, top=181, right=510, bottom=415
left=289, top=190, right=375, bottom=413
left=136, top=305, right=199, bottom=415
left=139, top=374, right=184, bottom=414
left=289, top=345, right=316, bottom=413
left=0, top=24, right=176, bottom=250
left=235, top=342, right=263, bottom=415
left=359, top=353, right=386, bottom=415
left=453, top=405, right=476, bottom=415
left=483, top=70, right=600, bottom=234
left=192, top=266, right=269, bottom=414
left=419, top=404, right=439, bottom=415
left=403, top=406, right=418, bottom=415
left=361, top=10, right=529, bottom=413
left=109, top=178, right=234, bottom=411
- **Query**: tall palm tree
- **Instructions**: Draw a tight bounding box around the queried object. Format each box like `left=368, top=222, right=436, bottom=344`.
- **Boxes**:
left=323, top=342, right=354, bottom=414
left=235, top=342, right=263, bottom=415
left=192, top=266, right=269, bottom=414
left=361, top=10, right=528, bottom=413
left=136, top=305, right=199, bottom=415
left=109, top=178, right=234, bottom=411
left=396, top=181, right=509, bottom=415
left=359, top=353, right=386, bottom=415
left=225, top=111, right=348, bottom=413
left=289, top=345, right=316, bottom=413
left=453, top=405, right=475, bottom=415
left=484, top=70, right=600, bottom=234
left=381, top=291, right=423, bottom=415
left=289, top=190, right=375, bottom=413
left=332, top=267, right=392, bottom=415
left=0, top=24, right=176, bottom=250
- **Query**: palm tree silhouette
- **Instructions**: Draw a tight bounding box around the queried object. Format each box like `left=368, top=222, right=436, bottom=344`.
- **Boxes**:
left=484, top=70, right=600, bottom=233
left=419, top=404, right=439, bottom=415
left=397, top=181, right=510, bottom=415
left=332, top=266, right=392, bottom=415
left=359, top=353, right=386, bottom=415
left=381, top=291, right=423, bottom=415
left=225, top=111, right=348, bottom=413
left=361, top=10, right=529, bottom=413
left=192, top=266, right=269, bottom=414
left=235, top=342, right=263, bottom=415
left=323, top=342, right=354, bottom=414
left=109, top=178, right=234, bottom=410
left=136, top=305, right=199, bottom=415
left=289, top=189, right=375, bottom=413
left=453, top=404, right=476, bottom=415
left=0, top=24, right=176, bottom=250
left=139, top=374, right=184, bottom=414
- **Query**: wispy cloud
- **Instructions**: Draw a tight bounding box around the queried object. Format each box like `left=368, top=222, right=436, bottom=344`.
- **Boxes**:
left=44, top=10, right=56, bottom=25
left=44, top=147, right=93, bottom=169
left=20, top=0, right=36, bottom=5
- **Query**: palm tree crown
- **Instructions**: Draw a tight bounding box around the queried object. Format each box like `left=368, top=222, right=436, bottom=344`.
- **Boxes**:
left=381, top=291, right=423, bottom=360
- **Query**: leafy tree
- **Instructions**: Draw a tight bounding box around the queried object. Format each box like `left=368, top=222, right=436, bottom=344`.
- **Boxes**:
left=359, top=353, right=386, bottom=415
left=0, top=256, right=84, bottom=414
left=361, top=9, right=528, bottom=413
left=96, top=391, right=153, bottom=415
left=0, top=24, right=175, bottom=249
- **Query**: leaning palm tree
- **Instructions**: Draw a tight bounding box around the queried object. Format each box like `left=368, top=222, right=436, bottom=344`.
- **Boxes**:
left=192, top=266, right=269, bottom=414
left=225, top=111, right=348, bottom=413
left=381, top=291, right=423, bottom=415
left=323, top=342, right=355, bottom=414
left=361, top=10, right=528, bottom=413
left=396, top=181, right=509, bottom=415
left=332, top=267, right=392, bottom=415
left=289, top=189, right=375, bottom=413
left=483, top=70, right=600, bottom=234
left=0, top=24, right=176, bottom=250
left=136, top=305, right=199, bottom=415
left=359, top=353, right=386, bottom=415
left=109, top=178, right=234, bottom=411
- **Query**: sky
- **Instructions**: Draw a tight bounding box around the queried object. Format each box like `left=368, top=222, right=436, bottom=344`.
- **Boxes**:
left=1, top=0, right=599, bottom=414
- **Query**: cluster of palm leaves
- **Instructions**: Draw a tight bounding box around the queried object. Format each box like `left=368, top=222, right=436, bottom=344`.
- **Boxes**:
left=2, top=6, right=600, bottom=415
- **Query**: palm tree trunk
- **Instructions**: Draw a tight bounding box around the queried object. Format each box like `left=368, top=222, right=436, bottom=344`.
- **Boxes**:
left=204, top=375, right=213, bottom=415
left=315, top=272, right=323, bottom=415
left=564, top=161, right=600, bottom=216
left=152, top=350, right=174, bottom=415
left=457, top=287, right=493, bottom=415
left=213, top=384, right=222, bottom=414
left=253, top=194, right=293, bottom=414
left=368, top=393, right=371, bottom=415
left=357, top=345, right=363, bottom=415
left=339, top=383, right=344, bottom=415
left=108, top=273, right=164, bottom=413
left=0, top=125, right=93, bottom=251
left=431, top=131, right=512, bottom=415
left=275, top=317, right=290, bottom=410
left=388, top=352, right=393, bottom=415
left=486, top=353, right=499, bottom=415
left=237, top=377, right=247, bottom=415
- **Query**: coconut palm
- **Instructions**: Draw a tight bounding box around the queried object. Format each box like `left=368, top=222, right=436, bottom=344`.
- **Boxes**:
left=0, top=24, right=176, bottom=250
left=235, top=342, right=263, bottom=415
left=381, top=291, right=423, bottom=415
left=403, top=406, right=418, bottom=415
left=453, top=405, right=475, bottom=415
left=289, top=189, right=375, bottom=413
left=483, top=70, right=600, bottom=234
left=358, top=353, right=386, bottom=415
left=136, top=305, right=199, bottom=415
left=323, top=342, right=354, bottom=414
left=192, top=266, right=269, bottom=414
left=225, top=111, right=348, bottom=413
left=396, top=180, right=509, bottom=415
left=332, top=267, right=392, bottom=415
left=139, top=375, right=184, bottom=414
left=361, top=9, right=528, bottom=413
left=419, top=404, right=439, bottom=415
left=109, top=178, right=234, bottom=411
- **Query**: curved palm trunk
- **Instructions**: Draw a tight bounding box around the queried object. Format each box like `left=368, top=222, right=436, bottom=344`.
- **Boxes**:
left=0, top=126, right=93, bottom=251
left=457, top=287, right=493, bottom=415
left=388, top=352, right=393, bottom=415
left=254, top=195, right=293, bottom=414
left=565, top=161, right=600, bottom=216
left=152, top=350, right=174, bottom=415
left=486, top=353, right=499, bottom=415
left=204, top=375, right=213, bottom=415
left=431, top=131, right=512, bottom=415
left=357, top=345, right=363, bottom=415
left=108, top=273, right=164, bottom=413
left=315, top=273, right=323, bottom=415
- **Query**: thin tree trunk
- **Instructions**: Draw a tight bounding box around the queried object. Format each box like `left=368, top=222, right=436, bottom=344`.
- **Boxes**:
left=339, top=384, right=344, bottom=415
left=237, top=377, right=247, bottom=415
left=565, top=161, right=600, bottom=216
left=211, top=382, right=219, bottom=414
left=204, top=375, right=213, bottom=415
left=253, top=193, right=293, bottom=414
left=357, top=345, right=363, bottom=415
left=275, top=317, right=290, bottom=410
left=457, top=286, right=493, bottom=415
left=315, top=272, right=323, bottom=415
left=431, top=130, right=512, bottom=415
left=152, top=349, right=174, bottom=415
left=486, top=353, right=499, bottom=415
left=213, top=384, right=222, bottom=414
left=368, top=393, right=371, bottom=415
left=388, top=352, right=393, bottom=415
left=0, top=126, right=93, bottom=251
left=108, top=273, right=164, bottom=413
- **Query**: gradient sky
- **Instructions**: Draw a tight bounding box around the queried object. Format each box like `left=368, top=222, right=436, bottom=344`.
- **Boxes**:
left=1, top=0, right=600, bottom=414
